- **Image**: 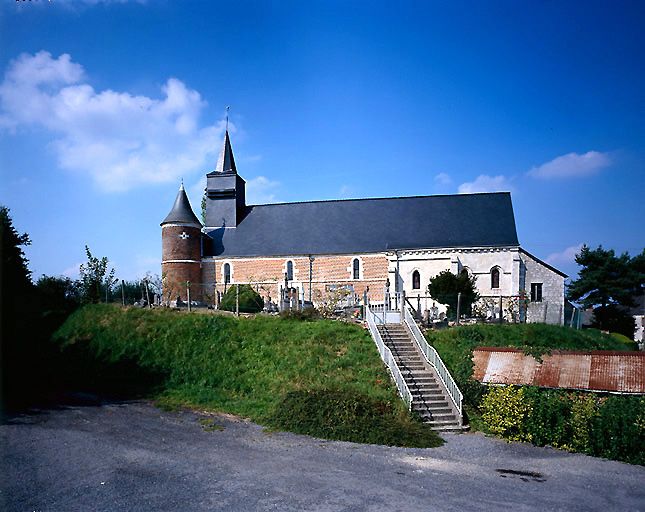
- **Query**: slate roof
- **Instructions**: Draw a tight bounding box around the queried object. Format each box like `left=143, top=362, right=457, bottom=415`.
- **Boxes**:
left=203, top=192, right=519, bottom=257
left=207, top=130, right=237, bottom=176
left=160, top=184, right=202, bottom=227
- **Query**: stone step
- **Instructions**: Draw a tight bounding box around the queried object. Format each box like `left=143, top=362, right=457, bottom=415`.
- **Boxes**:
left=414, top=405, right=452, bottom=414
left=408, top=388, right=443, bottom=396
left=410, top=384, right=441, bottom=392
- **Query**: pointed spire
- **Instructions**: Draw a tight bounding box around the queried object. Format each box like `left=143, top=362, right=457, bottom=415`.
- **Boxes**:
left=212, top=129, right=237, bottom=175
left=160, top=181, right=202, bottom=227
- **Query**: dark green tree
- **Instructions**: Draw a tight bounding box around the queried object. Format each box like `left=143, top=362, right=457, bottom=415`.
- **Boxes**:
left=35, top=275, right=81, bottom=313
left=0, top=206, right=33, bottom=300
left=428, top=270, right=479, bottom=319
left=567, top=245, right=642, bottom=334
left=79, top=245, right=115, bottom=304
left=220, top=284, right=264, bottom=313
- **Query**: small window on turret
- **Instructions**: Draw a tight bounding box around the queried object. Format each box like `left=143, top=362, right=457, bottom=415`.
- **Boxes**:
left=223, top=263, right=231, bottom=284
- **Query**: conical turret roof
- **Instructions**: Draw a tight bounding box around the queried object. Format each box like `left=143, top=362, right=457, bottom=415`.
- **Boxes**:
left=161, top=183, right=202, bottom=227
left=208, top=130, right=237, bottom=175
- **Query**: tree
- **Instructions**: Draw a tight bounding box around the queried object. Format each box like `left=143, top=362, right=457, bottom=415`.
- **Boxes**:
left=428, top=270, right=479, bottom=320
left=35, top=275, right=81, bottom=313
left=1, top=206, right=33, bottom=301
left=567, top=245, right=642, bottom=334
left=219, top=284, right=264, bottom=313
left=79, top=245, right=115, bottom=304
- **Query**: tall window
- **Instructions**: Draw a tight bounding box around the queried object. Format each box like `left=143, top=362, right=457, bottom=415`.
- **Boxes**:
left=352, top=258, right=360, bottom=280
left=223, top=263, right=231, bottom=284
left=412, top=270, right=420, bottom=290
left=286, top=260, right=294, bottom=281
left=491, top=267, right=500, bottom=289
left=530, top=283, right=543, bottom=302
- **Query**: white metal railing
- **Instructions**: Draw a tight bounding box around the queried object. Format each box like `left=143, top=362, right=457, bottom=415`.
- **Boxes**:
left=403, top=306, right=463, bottom=423
left=366, top=291, right=402, bottom=325
left=365, top=307, right=413, bottom=410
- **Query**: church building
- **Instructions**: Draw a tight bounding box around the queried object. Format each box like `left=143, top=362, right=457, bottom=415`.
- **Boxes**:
left=161, top=130, right=567, bottom=324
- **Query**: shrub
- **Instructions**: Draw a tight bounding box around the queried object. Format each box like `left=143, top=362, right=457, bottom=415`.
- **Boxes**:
left=279, top=308, right=321, bottom=321
left=480, top=386, right=532, bottom=441
left=523, top=387, right=571, bottom=448
left=219, top=284, right=264, bottom=313
left=590, top=395, right=645, bottom=465
left=268, top=388, right=443, bottom=447
left=568, top=393, right=599, bottom=453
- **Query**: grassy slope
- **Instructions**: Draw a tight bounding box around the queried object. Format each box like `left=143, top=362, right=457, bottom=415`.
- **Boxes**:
left=426, top=323, right=638, bottom=426
left=55, top=304, right=442, bottom=447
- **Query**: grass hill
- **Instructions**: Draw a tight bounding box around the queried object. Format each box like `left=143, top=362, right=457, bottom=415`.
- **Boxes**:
left=425, top=322, right=637, bottom=407
left=54, top=304, right=443, bottom=447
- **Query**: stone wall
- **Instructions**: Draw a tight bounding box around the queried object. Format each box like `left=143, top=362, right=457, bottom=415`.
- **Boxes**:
left=520, top=250, right=566, bottom=325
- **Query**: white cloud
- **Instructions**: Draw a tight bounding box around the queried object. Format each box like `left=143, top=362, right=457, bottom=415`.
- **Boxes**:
left=458, top=175, right=513, bottom=194
left=62, top=262, right=82, bottom=279
left=546, top=244, right=583, bottom=266
left=434, top=172, right=452, bottom=186
left=528, top=151, right=611, bottom=179
left=0, top=51, right=223, bottom=191
left=246, top=176, right=280, bottom=204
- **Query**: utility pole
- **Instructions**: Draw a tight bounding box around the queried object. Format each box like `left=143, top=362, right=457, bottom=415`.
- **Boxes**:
left=121, top=279, right=125, bottom=306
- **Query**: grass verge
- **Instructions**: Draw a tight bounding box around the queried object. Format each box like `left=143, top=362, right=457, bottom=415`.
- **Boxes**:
left=54, top=304, right=443, bottom=448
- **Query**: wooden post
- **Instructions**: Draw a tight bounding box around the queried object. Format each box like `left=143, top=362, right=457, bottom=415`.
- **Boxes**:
left=187, top=282, right=191, bottom=312
left=145, top=279, right=151, bottom=308
left=498, top=295, right=503, bottom=324
left=121, top=279, right=125, bottom=306
left=235, top=283, right=239, bottom=317
left=456, top=292, right=462, bottom=325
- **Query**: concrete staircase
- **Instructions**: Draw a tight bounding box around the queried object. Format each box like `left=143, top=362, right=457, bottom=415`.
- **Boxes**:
left=377, top=323, right=463, bottom=431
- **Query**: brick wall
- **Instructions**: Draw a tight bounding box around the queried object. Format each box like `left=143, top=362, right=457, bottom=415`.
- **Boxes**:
left=202, top=253, right=388, bottom=303
left=161, top=261, right=203, bottom=302
left=161, top=225, right=202, bottom=262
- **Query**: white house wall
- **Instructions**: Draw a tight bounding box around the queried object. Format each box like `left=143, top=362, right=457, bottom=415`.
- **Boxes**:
left=388, top=247, right=565, bottom=325
left=392, top=248, right=520, bottom=298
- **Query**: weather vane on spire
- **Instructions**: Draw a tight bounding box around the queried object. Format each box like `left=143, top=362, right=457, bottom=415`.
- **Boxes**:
left=225, top=105, right=230, bottom=131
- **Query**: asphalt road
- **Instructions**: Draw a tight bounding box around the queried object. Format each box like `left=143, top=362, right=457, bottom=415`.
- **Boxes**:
left=1, top=401, right=643, bottom=511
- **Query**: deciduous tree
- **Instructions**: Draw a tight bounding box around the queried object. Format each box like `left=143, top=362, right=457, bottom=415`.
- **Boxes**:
left=428, top=270, right=479, bottom=319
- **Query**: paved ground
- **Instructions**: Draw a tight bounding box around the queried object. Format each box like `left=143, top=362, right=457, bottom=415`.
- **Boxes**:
left=1, top=401, right=643, bottom=511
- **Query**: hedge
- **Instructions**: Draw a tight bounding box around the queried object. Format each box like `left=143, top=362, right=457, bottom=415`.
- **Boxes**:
left=480, top=386, right=644, bottom=465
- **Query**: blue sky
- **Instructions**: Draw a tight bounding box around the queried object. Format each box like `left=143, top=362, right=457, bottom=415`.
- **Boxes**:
left=1, top=0, right=643, bottom=282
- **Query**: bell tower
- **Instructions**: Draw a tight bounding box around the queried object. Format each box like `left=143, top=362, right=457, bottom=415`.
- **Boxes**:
left=160, top=182, right=203, bottom=302
left=204, top=130, right=246, bottom=228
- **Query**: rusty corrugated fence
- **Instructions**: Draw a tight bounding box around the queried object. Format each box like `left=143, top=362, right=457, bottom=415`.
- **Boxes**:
left=473, top=347, right=645, bottom=394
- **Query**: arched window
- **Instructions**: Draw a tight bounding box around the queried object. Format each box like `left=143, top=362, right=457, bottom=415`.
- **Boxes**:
left=412, top=270, right=421, bottom=290
left=286, top=260, right=294, bottom=281
left=223, top=263, right=231, bottom=284
left=490, top=267, right=500, bottom=289
left=352, top=258, right=360, bottom=280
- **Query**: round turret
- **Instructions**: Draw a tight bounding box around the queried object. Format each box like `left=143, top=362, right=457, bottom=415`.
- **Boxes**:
left=161, top=183, right=203, bottom=304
